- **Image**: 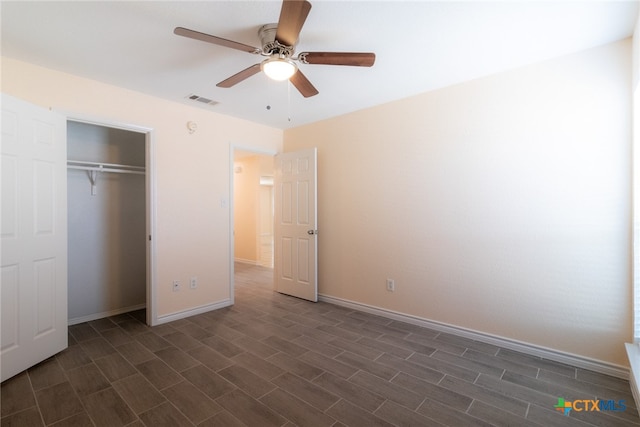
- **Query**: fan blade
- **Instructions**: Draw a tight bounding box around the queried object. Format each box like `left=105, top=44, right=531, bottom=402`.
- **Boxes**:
left=217, top=64, right=262, bottom=88
left=275, top=0, right=312, bottom=47
left=174, top=27, right=260, bottom=54
left=289, top=70, right=318, bottom=98
left=299, top=52, right=376, bottom=67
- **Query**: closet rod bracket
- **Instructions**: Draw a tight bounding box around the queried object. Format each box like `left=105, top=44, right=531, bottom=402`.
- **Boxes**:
left=67, top=160, right=146, bottom=196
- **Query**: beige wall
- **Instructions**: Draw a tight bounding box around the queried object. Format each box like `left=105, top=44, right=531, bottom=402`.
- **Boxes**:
left=1, top=57, right=283, bottom=319
left=284, top=39, right=632, bottom=366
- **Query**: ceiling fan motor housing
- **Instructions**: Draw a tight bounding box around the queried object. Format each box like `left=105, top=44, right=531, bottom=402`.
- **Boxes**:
left=174, top=0, right=372, bottom=98
left=259, top=23, right=295, bottom=58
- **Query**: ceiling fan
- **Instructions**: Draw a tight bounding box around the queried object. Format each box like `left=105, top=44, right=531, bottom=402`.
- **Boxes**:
left=174, top=0, right=376, bottom=98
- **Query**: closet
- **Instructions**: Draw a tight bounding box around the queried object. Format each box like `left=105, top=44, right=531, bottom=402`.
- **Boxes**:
left=67, top=121, right=146, bottom=324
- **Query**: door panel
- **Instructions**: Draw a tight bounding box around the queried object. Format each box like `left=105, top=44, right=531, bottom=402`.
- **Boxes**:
left=297, top=180, right=309, bottom=224
left=274, top=148, right=317, bottom=302
left=1, top=265, right=19, bottom=351
left=1, top=94, right=67, bottom=382
left=258, top=185, right=274, bottom=268
left=282, top=237, right=293, bottom=279
left=297, top=239, right=309, bottom=283
left=34, top=160, right=55, bottom=234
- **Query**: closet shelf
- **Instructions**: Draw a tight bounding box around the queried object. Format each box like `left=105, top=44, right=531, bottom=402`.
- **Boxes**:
left=67, top=160, right=145, bottom=175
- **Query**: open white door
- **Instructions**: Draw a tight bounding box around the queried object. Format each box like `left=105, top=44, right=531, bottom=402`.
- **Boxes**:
left=274, top=148, right=317, bottom=302
left=1, top=94, right=68, bottom=381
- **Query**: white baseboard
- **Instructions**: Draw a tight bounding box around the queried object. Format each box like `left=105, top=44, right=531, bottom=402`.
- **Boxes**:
left=319, top=294, right=630, bottom=379
left=234, top=258, right=260, bottom=265
left=156, top=299, right=233, bottom=325
left=68, top=303, right=146, bottom=326
left=626, top=344, right=640, bottom=407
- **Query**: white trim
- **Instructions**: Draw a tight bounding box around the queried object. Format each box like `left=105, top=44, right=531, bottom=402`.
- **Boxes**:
left=68, top=304, right=146, bottom=326
left=57, top=110, right=154, bottom=135
left=229, top=146, right=235, bottom=306
left=320, top=294, right=630, bottom=379
left=627, top=344, right=640, bottom=408
left=633, top=81, right=640, bottom=342
left=156, top=299, right=233, bottom=325
left=234, top=258, right=261, bottom=265
left=146, top=129, right=158, bottom=326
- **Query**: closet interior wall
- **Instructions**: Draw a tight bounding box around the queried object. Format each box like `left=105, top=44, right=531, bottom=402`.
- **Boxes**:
left=67, top=121, right=146, bottom=324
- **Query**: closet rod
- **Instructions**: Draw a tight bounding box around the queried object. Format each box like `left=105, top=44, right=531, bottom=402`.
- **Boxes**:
left=67, top=160, right=145, bottom=175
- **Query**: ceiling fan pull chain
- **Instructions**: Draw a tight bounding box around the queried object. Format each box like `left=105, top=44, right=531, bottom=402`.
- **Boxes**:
left=287, top=80, right=292, bottom=122
left=266, top=74, right=273, bottom=111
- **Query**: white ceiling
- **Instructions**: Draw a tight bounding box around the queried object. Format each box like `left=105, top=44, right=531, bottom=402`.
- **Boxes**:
left=1, top=1, right=637, bottom=129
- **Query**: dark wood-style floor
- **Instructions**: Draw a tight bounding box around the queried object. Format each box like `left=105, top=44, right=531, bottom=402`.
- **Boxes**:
left=1, top=263, right=638, bottom=426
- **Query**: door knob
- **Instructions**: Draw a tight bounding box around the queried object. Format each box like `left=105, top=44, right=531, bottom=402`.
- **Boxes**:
left=307, top=230, right=317, bottom=235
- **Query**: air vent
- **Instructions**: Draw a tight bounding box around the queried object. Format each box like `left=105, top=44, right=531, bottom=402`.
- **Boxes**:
left=186, top=94, right=219, bottom=106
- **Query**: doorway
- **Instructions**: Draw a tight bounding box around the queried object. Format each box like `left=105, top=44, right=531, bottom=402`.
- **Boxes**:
left=231, top=147, right=276, bottom=298
left=67, top=117, right=156, bottom=326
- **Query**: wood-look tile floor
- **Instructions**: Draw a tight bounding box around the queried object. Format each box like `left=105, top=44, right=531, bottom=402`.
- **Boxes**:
left=2, top=263, right=639, bottom=426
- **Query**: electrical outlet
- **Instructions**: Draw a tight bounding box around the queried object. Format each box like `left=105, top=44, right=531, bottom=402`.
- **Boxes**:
left=190, top=277, right=198, bottom=289
left=172, top=280, right=180, bottom=292
left=386, top=278, right=395, bottom=292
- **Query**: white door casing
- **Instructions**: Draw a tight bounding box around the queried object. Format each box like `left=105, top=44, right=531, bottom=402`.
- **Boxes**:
left=1, top=94, right=68, bottom=381
left=259, top=184, right=274, bottom=268
left=274, top=148, right=318, bottom=302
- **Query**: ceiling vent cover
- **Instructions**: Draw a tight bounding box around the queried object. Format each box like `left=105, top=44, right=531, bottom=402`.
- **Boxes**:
left=186, top=94, right=219, bottom=106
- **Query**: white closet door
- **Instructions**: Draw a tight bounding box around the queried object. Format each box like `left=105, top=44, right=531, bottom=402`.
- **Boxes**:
left=1, top=94, right=68, bottom=381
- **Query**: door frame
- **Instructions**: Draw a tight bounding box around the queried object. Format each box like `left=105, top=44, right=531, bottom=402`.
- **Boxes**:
left=229, top=143, right=277, bottom=303
left=65, top=113, right=157, bottom=326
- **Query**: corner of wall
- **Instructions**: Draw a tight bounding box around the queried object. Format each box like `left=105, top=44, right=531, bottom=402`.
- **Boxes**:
left=634, top=5, right=640, bottom=90
left=626, top=344, right=640, bottom=407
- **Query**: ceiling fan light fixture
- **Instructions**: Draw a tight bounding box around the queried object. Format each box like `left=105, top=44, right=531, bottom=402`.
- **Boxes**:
left=261, top=57, right=297, bottom=81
